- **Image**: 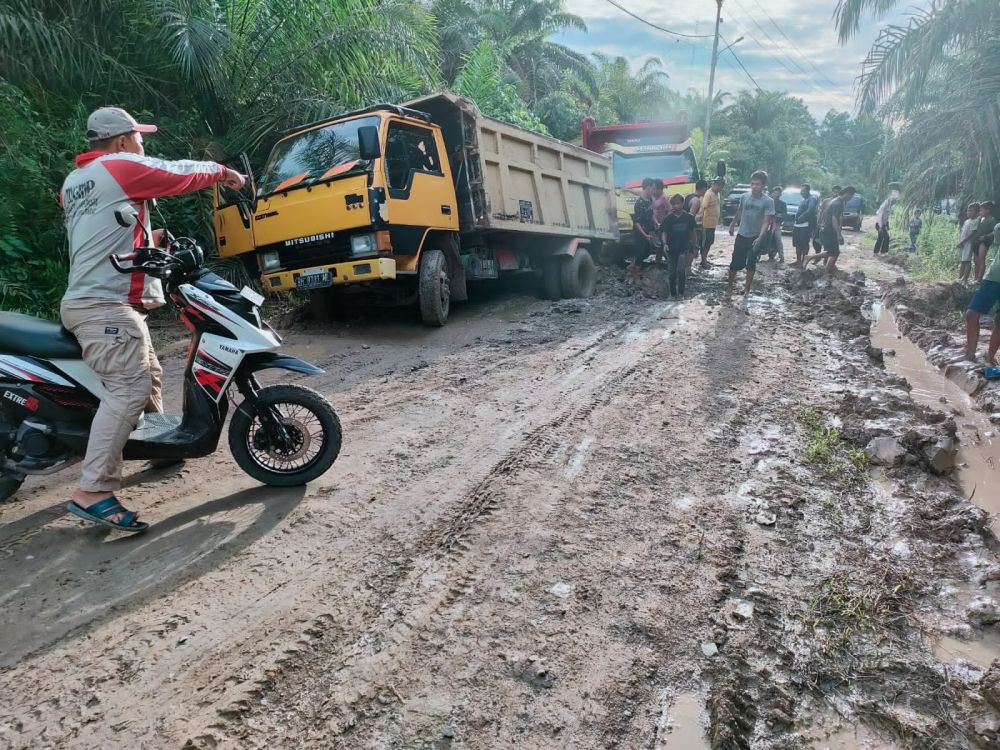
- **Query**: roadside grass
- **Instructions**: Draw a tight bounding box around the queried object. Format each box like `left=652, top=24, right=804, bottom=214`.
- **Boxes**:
left=888, top=209, right=962, bottom=282
left=804, top=565, right=912, bottom=656
left=797, top=406, right=868, bottom=489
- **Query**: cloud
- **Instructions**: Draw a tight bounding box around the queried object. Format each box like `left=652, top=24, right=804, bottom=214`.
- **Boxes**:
left=561, top=0, right=913, bottom=116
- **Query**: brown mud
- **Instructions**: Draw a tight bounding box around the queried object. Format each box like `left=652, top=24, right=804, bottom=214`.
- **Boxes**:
left=1, top=232, right=999, bottom=749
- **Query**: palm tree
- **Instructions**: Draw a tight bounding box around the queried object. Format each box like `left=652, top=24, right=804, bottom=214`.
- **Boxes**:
left=589, top=54, right=671, bottom=124
left=0, top=0, right=440, bottom=153
left=433, top=0, right=590, bottom=106
left=834, top=0, right=1000, bottom=202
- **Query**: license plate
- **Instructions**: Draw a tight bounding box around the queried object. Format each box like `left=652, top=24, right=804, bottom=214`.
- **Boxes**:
left=295, top=270, right=332, bottom=290
left=239, top=286, right=264, bottom=306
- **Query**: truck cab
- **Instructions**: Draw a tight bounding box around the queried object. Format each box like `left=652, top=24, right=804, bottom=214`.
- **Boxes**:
left=580, top=116, right=701, bottom=243
left=214, top=105, right=459, bottom=302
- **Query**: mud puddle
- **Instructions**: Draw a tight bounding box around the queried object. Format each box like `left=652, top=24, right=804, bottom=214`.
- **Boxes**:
left=934, top=631, right=1000, bottom=669
left=656, top=691, right=708, bottom=749
left=871, top=303, right=1000, bottom=534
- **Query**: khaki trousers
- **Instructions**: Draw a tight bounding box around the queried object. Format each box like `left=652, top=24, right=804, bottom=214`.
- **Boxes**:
left=60, top=299, right=163, bottom=492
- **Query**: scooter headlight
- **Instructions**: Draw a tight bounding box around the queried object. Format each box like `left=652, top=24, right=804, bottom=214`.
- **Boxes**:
left=260, top=251, right=281, bottom=272
left=350, top=233, right=377, bottom=256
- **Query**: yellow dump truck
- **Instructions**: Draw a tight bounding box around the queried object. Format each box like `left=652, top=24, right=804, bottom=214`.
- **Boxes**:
left=213, top=93, right=618, bottom=325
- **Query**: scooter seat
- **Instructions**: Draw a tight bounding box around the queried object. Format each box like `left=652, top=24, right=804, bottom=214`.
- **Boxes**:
left=0, top=312, right=83, bottom=359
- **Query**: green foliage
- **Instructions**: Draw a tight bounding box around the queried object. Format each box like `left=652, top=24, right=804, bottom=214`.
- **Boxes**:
left=453, top=40, right=548, bottom=133
left=588, top=54, right=671, bottom=124
left=535, top=91, right=584, bottom=142
left=0, top=81, right=76, bottom=317
left=889, top=207, right=962, bottom=282
left=837, top=0, right=1000, bottom=205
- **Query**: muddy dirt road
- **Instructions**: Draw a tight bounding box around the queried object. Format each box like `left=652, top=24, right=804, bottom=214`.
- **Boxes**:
left=2, top=232, right=999, bottom=749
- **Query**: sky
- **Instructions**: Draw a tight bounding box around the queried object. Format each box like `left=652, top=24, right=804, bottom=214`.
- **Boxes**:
left=558, top=0, right=918, bottom=119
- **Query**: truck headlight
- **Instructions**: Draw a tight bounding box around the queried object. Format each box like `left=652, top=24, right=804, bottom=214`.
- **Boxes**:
left=350, top=233, right=377, bottom=256
left=259, top=251, right=281, bottom=272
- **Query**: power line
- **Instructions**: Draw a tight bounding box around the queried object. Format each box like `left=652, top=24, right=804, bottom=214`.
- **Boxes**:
left=725, top=2, right=854, bottom=107
left=720, top=34, right=762, bottom=91
left=600, top=0, right=714, bottom=39
left=746, top=0, right=845, bottom=91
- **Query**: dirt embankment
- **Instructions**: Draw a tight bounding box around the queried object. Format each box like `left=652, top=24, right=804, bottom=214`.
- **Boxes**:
left=1, top=245, right=999, bottom=750
left=883, top=280, right=1000, bottom=416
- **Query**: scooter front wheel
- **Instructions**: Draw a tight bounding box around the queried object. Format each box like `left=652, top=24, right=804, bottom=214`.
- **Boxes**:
left=229, top=384, right=342, bottom=486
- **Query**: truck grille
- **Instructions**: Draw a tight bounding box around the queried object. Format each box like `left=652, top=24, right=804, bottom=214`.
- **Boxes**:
left=266, top=236, right=355, bottom=270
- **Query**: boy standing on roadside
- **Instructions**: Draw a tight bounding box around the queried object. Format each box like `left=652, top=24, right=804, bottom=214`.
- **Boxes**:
left=956, top=202, right=981, bottom=282
left=907, top=209, right=923, bottom=252
left=660, top=193, right=697, bottom=297
left=727, top=170, right=775, bottom=296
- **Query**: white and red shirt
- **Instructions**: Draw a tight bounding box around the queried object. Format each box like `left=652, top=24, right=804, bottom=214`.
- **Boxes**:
left=60, top=151, right=225, bottom=308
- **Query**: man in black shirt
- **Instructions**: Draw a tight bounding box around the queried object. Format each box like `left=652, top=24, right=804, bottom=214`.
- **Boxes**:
left=630, top=177, right=657, bottom=279
left=659, top=193, right=697, bottom=296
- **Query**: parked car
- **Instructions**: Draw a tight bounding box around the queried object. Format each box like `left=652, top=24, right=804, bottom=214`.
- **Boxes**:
left=843, top=194, right=865, bottom=231
left=721, top=183, right=751, bottom=223
left=778, top=186, right=821, bottom=233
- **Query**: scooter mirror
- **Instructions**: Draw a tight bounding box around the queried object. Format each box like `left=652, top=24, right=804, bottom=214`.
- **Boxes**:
left=114, top=203, right=139, bottom=228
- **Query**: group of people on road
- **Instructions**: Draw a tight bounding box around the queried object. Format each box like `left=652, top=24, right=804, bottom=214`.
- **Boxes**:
left=631, top=176, right=723, bottom=297
left=633, top=171, right=861, bottom=299
left=726, top=174, right=858, bottom=295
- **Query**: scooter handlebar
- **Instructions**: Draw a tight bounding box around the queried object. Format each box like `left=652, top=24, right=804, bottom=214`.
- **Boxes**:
left=109, top=252, right=139, bottom=273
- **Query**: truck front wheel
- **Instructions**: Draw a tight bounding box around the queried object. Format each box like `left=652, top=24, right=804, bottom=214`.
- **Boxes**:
left=419, top=248, right=450, bottom=326
left=560, top=248, right=596, bottom=299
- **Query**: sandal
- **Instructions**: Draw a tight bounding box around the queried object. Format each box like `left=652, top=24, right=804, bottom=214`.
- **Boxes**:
left=66, top=496, right=149, bottom=533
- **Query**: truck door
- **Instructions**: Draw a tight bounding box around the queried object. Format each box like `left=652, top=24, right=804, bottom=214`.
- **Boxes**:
left=382, top=121, right=459, bottom=252
left=213, top=153, right=256, bottom=258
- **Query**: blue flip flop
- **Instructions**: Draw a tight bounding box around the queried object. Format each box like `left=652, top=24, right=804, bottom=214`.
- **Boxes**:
left=984, top=366, right=1000, bottom=381
left=66, top=496, right=149, bottom=533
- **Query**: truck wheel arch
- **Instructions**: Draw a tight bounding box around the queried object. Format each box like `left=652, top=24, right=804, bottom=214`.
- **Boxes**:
left=422, top=230, right=467, bottom=303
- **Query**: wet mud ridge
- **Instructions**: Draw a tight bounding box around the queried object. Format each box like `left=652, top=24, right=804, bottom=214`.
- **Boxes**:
left=1, top=257, right=999, bottom=749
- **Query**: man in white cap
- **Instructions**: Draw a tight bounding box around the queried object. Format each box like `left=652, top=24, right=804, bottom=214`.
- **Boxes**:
left=61, top=106, right=245, bottom=532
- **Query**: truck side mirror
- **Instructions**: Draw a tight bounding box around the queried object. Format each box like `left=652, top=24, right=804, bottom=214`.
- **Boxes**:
left=358, top=126, right=381, bottom=161
left=716, top=159, right=727, bottom=177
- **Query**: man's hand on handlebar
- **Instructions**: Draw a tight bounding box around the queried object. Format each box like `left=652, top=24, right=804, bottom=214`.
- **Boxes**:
left=222, top=168, right=247, bottom=191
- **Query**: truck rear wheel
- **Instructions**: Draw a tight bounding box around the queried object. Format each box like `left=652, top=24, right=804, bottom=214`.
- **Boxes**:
left=560, top=248, right=596, bottom=299
left=542, top=258, right=563, bottom=300
left=419, top=248, right=450, bottom=326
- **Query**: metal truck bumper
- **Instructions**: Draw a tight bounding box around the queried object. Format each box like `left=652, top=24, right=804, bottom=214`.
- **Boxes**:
left=262, top=257, right=397, bottom=292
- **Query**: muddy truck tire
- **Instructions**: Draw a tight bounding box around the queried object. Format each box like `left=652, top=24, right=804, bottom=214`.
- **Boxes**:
left=560, top=248, right=596, bottom=299
left=419, top=248, right=451, bottom=326
left=542, top=258, right=563, bottom=300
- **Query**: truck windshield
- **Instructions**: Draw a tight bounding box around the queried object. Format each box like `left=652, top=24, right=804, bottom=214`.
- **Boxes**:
left=259, top=115, right=380, bottom=195
left=612, top=150, right=696, bottom=189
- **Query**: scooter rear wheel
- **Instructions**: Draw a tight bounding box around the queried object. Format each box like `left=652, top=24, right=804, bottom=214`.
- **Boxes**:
left=0, top=413, right=24, bottom=501
left=229, top=384, right=342, bottom=486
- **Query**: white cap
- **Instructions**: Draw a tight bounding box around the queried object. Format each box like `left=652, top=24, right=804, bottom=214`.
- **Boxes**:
left=86, top=107, right=157, bottom=140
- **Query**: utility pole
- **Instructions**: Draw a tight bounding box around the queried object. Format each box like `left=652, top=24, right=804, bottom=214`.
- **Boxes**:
left=702, top=0, right=723, bottom=164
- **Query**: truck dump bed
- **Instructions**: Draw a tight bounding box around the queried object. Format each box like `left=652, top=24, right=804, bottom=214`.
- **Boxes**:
left=405, top=93, right=618, bottom=243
